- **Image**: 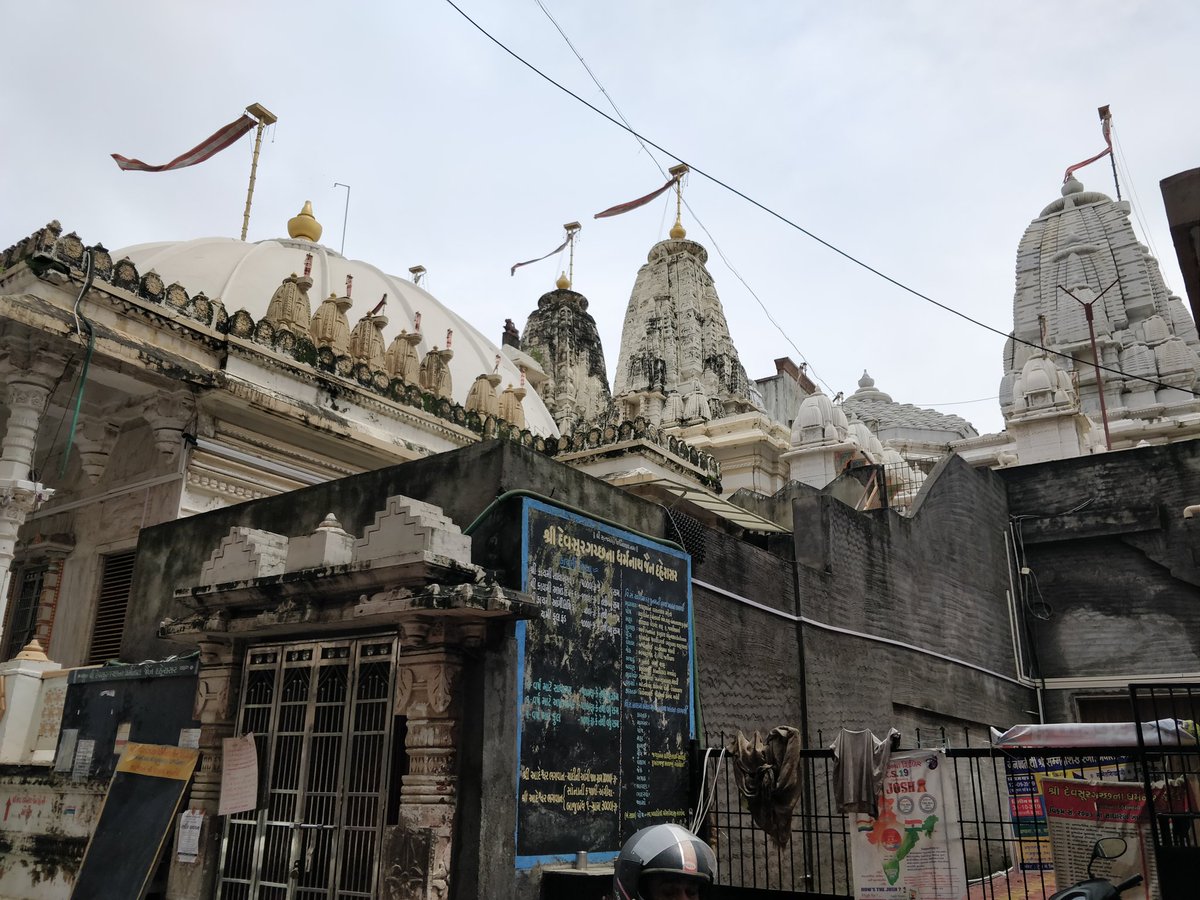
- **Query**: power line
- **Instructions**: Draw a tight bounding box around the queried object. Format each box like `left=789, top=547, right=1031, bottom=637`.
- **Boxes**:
left=529, top=0, right=836, bottom=394
left=442, top=0, right=1200, bottom=401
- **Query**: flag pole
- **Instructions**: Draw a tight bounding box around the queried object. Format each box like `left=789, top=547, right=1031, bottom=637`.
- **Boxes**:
left=241, top=103, right=277, bottom=241
left=1099, top=105, right=1121, bottom=201
left=564, top=222, right=581, bottom=285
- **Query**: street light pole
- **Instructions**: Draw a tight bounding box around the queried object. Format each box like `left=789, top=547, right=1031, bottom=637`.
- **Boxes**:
left=1057, top=280, right=1121, bottom=451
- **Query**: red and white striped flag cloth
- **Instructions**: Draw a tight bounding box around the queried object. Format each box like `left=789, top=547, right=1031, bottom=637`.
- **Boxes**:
left=1063, top=108, right=1113, bottom=183
left=111, top=114, right=257, bottom=172
left=593, top=171, right=683, bottom=219
left=511, top=235, right=571, bottom=276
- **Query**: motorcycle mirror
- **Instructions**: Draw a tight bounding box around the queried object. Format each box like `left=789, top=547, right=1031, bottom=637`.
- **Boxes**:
left=1087, top=837, right=1128, bottom=877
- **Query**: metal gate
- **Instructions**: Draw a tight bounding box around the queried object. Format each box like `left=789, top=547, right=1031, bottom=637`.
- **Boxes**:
left=217, top=636, right=398, bottom=900
left=1131, top=683, right=1200, bottom=899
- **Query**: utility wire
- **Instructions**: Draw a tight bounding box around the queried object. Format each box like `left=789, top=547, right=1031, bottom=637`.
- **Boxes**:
left=530, top=0, right=836, bottom=393
left=443, top=0, right=1200, bottom=401
left=1111, top=124, right=1162, bottom=264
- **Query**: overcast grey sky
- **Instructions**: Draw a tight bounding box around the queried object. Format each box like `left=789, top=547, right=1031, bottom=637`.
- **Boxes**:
left=4, top=1, right=1197, bottom=435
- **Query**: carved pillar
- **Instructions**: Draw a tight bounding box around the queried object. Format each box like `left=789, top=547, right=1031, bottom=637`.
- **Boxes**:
left=383, top=618, right=481, bottom=900
left=0, top=353, right=61, bottom=643
left=167, top=638, right=240, bottom=900
left=0, top=362, right=57, bottom=482
left=142, top=389, right=194, bottom=462
left=27, top=538, right=73, bottom=652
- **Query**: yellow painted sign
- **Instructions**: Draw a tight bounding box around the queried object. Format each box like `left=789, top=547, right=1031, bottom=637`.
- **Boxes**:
left=116, top=742, right=200, bottom=781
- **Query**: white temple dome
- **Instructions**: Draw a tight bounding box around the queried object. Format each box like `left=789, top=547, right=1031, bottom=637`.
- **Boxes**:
left=116, top=233, right=558, bottom=437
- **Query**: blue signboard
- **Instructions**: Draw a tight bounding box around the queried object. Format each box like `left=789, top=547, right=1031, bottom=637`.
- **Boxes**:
left=515, top=499, right=694, bottom=868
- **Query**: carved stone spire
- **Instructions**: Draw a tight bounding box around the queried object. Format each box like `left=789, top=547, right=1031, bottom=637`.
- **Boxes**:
left=519, top=284, right=611, bottom=434
left=263, top=268, right=314, bottom=338
left=612, top=236, right=759, bottom=427
left=309, top=292, right=353, bottom=354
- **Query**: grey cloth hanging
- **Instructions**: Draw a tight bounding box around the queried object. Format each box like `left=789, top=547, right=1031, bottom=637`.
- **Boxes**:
left=729, top=726, right=804, bottom=847
left=830, top=727, right=899, bottom=818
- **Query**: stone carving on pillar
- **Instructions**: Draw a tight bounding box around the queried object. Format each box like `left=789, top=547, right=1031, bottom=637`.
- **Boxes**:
left=73, top=417, right=120, bottom=484
left=386, top=618, right=468, bottom=900
left=142, top=390, right=194, bottom=462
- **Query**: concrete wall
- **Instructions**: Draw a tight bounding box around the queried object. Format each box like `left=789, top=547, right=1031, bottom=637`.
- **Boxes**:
left=0, top=775, right=103, bottom=900
left=792, top=455, right=1034, bottom=739
left=998, top=440, right=1200, bottom=721
left=126, top=440, right=670, bottom=663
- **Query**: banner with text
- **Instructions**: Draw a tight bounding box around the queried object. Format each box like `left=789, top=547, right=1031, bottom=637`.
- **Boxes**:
left=515, top=499, right=693, bottom=867
left=851, top=750, right=968, bottom=900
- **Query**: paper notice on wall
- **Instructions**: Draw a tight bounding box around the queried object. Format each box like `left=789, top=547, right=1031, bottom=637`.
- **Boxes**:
left=176, top=809, right=205, bottom=863
left=55, top=728, right=79, bottom=773
left=1042, top=778, right=1159, bottom=900
left=72, top=739, right=96, bottom=780
left=115, top=722, right=131, bottom=755
left=218, top=733, right=259, bottom=816
left=178, top=728, right=201, bottom=749
left=849, top=750, right=968, bottom=900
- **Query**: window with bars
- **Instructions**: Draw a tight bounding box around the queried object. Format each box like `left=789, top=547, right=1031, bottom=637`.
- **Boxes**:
left=87, top=550, right=137, bottom=665
left=3, top=564, right=47, bottom=660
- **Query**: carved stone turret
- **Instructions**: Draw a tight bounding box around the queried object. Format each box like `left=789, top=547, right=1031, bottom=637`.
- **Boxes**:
left=419, top=347, right=453, bottom=400
left=612, top=237, right=759, bottom=427
left=349, top=313, right=388, bottom=370
left=464, top=372, right=501, bottom=418
left=385, top=330, right=424, bottom=384
left=263, top=271, right=313, bottom=338
left=520, top=285, right=610, bottom=434
left=310, top=293, right=353, bottom=354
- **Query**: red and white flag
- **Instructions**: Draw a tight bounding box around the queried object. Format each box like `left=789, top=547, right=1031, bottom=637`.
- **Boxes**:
left=1063, top=106, right=1113, bottom=183
left=594, top=171, right=683, bottom=219
left=111, top=113, right=257, bottom=172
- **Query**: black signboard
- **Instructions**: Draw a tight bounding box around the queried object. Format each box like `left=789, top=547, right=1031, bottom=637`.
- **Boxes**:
left=71, top=743, right=198, bottom=900
left=516, top=499, right=693, bottom=867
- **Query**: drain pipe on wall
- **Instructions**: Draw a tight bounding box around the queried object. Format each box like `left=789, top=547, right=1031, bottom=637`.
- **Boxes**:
left=1005, top=526, right=1045, bottom=723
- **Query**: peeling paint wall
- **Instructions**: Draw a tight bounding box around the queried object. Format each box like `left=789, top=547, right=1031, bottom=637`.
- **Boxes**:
left=0, top=776, right=103, bottom=900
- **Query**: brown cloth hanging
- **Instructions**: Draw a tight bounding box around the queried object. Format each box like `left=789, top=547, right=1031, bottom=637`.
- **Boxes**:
left=728, top=726, right=803, bottom=847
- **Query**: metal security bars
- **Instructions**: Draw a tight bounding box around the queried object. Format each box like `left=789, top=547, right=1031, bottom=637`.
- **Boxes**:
left=217, top=636, right=398, bottom=900
left=701, top=715, right=1196, bottom=900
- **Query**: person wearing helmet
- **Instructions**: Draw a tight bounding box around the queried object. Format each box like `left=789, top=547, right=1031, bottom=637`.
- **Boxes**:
left=613, top=823, right=716, bottom=900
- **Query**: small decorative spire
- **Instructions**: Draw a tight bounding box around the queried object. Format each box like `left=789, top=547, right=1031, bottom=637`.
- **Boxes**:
left=414, top=311, right=422, bottom=332
left=288, top=201, right=323, bottom=242
left=445, top=328, right=453, bottom=349
left=303, top=252, right=313, bottom=277
left=556, top=271, right=571, bottom=290
left=345, top=274, right=353, bottom=298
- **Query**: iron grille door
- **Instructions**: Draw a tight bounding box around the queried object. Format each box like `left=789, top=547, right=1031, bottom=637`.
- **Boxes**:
left=217, top=637, right=397, bottom=900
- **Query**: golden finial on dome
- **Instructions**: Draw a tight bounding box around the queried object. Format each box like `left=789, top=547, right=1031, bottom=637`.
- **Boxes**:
left=288, top=201, right=323, bottom=242
left=669, top=217, right=687, bottom=240
left=556, top=271, right=571, bottom=290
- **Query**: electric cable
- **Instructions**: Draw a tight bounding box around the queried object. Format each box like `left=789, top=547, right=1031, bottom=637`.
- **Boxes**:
left=530, top=0, right=835, bottom=393
left=60, top=250, right=97, bottom=477
left=1111, top=125, right=1162, bottom=264
left=443, top=0, right=1200, bottom=401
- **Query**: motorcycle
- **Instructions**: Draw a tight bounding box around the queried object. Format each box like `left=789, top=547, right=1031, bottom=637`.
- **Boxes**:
left=1048, top=837, right=1146, bottom=900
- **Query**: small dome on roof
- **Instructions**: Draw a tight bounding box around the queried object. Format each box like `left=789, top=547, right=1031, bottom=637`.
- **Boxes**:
left=851, top=370, right=893, bottom=403
left=792, top=391, right=835, bottom=445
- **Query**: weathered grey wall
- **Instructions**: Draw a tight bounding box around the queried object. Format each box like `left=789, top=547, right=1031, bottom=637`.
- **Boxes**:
left=792, top=455, right=1033, bottom=740
left=125, top=440, right=670, bottom=662
left=998, top=441, right=1200, bottom=721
